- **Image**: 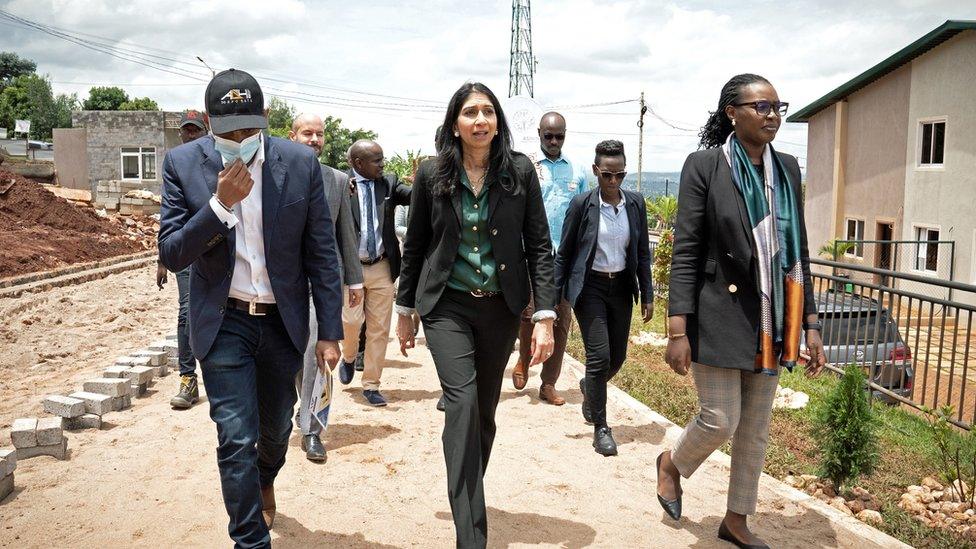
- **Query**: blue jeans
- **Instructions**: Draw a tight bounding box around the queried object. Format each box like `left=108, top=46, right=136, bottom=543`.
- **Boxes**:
left=200, top=307, right=303, bottom=549
left=175, top=268, right=195, bottom=376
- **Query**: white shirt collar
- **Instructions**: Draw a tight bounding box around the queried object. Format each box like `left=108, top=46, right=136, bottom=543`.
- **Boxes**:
left=598, top=191, right=625, bottom=208
left=352, top=169, right=370, bottom=183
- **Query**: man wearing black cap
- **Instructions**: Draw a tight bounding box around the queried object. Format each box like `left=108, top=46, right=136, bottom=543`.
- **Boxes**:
left=157, top=109, right=209, bottom=410
left=158, top=69, right=344, bottom=548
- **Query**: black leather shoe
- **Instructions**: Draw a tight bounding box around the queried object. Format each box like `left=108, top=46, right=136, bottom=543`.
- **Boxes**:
left=656, top=452, right=682, bottom=520
left=301, top=434, right=327, bottom=462
left=718, top=521, right=769, bottom=549
left=593, top=426, right=618, bottom=456
left=436, top=394, right=446, bottom=412
left=579, top=378, right=593, bottom=424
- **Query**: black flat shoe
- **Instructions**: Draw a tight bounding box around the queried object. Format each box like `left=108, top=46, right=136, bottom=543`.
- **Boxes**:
left=718, top=521, right=769, bottom=549
left=656, top=452, right=682, bottom=520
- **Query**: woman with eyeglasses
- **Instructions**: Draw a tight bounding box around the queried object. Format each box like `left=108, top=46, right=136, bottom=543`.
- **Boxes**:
left=655, top=74, right=825, bottom=549
left=554, top=139, right=652, bottom=456
left=394, top=82, right=556, bottom=548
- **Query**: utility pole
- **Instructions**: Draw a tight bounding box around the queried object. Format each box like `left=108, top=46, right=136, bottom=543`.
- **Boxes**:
left=508, top=0, right=536, bottom=97
left=636, top=91, right=647, bottom=192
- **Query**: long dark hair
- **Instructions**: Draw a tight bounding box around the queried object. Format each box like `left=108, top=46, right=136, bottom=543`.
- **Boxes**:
left=432, top=82, right=516, bottom=197
left=698, top=73, right=770, bottom=149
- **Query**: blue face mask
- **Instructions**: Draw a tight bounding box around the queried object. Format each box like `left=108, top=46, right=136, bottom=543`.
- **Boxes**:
left=213, top=131, right=262, bottom=166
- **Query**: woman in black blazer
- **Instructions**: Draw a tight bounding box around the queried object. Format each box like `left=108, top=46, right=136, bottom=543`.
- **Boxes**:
left=394, top=82, right=556, bottom=549
left=554, top=139, right=652, bottom=456
left=655, top=74, right=826, bottom=549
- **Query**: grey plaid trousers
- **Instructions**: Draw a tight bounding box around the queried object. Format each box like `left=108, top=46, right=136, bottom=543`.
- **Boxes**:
left=670, top=362, right=779, bottom=515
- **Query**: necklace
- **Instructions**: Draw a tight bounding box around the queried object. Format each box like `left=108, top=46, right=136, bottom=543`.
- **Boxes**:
left=466, top=166, right=488, bottom=197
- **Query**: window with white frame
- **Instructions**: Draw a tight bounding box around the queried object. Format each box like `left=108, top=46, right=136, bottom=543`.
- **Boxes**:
left=845, top=218, right=864, bottom=258
left=120, top=147, right=157, bottom=180
left=919, top=119, right=946, bottom=167
left=914, top=226, right=940, bottom=273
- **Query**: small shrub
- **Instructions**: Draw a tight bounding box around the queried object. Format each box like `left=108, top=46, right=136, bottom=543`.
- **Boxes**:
left=810, top=364, right=880, bottom=490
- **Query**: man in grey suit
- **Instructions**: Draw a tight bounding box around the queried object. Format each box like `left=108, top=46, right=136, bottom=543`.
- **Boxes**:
left=289, top=113, right=364, bottom=462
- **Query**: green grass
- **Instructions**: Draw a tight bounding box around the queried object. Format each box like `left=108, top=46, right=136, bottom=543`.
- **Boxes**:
left=565, top=300, right=976, bottom=548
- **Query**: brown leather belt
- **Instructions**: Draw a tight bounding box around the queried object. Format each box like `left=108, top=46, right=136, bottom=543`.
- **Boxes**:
left=590, top=270, right=626, bottom=279
left=227, top=297, right=278, bottom=316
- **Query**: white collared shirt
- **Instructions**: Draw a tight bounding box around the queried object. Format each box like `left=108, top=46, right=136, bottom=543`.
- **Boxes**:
left=208, top=135, right=276, bottom=304
left=352, top=169, right=384, bottom=260
left=592, top=192, right=630, bottom=273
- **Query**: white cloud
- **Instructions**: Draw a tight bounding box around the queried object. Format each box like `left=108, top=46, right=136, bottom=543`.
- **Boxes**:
left=0, top=0, right=972, bottom=169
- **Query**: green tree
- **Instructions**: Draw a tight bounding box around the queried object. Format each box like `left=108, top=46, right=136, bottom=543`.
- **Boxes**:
left=818, top=239, right=855, bottom=260
left=118, top=97, right=160, bottom=111
left=811, top=364, right=880, bottom=491
left=83, top=86, right=129, bottom=110
left=320, top=114, right=377, bottom=170
left=0, top=52, right=36, bottom=90
left=0, top=73, right=71, bottom=139
left=384, top=150, right=428, bottom=183
left=266, top=96, right=295, bottom=137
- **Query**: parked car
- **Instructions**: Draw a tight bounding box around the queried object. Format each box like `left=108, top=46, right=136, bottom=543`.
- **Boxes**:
left=27, top=140, right=53, bottom=150
left=813, top=290, right=914, bottom=404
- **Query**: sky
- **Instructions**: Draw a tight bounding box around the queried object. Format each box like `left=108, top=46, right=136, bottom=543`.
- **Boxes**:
left=0, top=0, right=973, bottom=171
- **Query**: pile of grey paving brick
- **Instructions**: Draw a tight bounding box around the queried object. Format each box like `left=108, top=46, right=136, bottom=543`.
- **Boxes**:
left=0, top=334, right=178, bottom=501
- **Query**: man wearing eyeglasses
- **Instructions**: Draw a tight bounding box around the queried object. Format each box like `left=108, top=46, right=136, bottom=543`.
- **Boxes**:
left=510, top=112, right=588, bottom=406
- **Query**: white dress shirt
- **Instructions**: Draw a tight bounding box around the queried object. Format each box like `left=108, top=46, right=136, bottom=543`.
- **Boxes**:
left=208, top=135, right=276, bottom=304
left=352, top=169, right=384, bottom=260
left=592, top=192, right=630, bottom=273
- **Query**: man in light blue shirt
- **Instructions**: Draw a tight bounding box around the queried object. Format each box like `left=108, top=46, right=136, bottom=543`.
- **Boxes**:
left=512, top=112, right=587, bottom=405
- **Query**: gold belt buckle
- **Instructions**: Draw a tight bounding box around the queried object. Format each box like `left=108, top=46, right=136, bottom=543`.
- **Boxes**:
left=470, top=289, right=485, bottom=298
left=248, top=299, right=266, bottom=316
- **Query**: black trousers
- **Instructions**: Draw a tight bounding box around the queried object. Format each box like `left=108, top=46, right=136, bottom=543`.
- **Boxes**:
left=574, top=274, right=634, bottom=428
left=422, top=289, right=520, bottom=549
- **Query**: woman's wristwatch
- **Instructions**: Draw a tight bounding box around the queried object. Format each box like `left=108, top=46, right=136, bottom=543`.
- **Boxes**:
left=802, top=321, right=822, bottom=332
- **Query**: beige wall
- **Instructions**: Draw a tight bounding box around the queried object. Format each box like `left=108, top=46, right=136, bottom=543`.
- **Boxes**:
left=902, top=31, right=976, bottom=305
left=52, top=128, right=89, bottom=190
left=803, top=104, right=837, bottom=264
left=841, top=64, right=911, bottom=270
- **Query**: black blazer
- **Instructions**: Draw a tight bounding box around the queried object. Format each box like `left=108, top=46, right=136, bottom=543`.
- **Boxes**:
left=396, top=154, right=556, bottom=317
left=348, top=171, right=412, bottom=281
left=554, top=188, right=653, bottom=308
left=669, top=147, right=816, bottom=371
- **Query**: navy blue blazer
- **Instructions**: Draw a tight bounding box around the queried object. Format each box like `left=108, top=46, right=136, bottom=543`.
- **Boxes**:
left=158, top=135, right=344, bottom=359
left=554, top=188, right=653, bottom=308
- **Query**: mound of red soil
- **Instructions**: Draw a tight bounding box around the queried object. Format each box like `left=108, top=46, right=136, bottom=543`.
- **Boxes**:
left=0, top=169, right=146, bottom=279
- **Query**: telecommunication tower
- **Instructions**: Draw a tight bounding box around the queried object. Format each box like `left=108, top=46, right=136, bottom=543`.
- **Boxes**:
left=508, top=0, right=536, bottom=97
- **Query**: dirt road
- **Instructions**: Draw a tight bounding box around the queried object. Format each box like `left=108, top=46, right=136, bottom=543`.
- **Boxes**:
left=0, top=267, right=904, bottom=548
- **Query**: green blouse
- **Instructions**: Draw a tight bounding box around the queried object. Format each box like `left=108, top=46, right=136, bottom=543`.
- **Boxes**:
left=446, top=172, right=501, bottom=293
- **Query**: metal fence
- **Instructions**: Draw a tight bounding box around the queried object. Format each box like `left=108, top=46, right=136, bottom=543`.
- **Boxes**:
left=833, top=239, right=956, bottom=302
left=811, top=258, right=976, bottom=429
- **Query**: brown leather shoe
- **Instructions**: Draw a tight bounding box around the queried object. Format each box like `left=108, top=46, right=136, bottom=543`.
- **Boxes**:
left=539, top=383, right=566, bottom=406
left=261, top=484, right=276, bottom=529
left=512, top=360, right=529, bottom=390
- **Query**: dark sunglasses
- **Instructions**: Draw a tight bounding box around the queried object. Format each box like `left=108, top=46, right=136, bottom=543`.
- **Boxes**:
left=598, top=170, right=627, bottom=181
left=542, top=133, right=565, bottom=140
left=733, top=100, right=789, bottom=117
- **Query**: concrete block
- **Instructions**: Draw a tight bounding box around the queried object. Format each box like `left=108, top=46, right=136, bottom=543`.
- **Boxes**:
left=125, top=365, right=155, bottom=385
left=103, top=365, right=129, bottom=378
left=10, top=418, right=37, bottom=449
left=131, top=350, right=167, bottom=366
left=148, top=340, right=169, bottom=352
left=42, top=395, right=86, bottom=418
left=35, top=417, right=64, bottom=446
left=154, top=363, right=169, bottom=377
left=0, top=449, right=17, bottom=476
left=132, top=382, right=148, bottom=397
left=114, top=356, right=136, bottom=367
left=166, top=333, right=177, bottom=341
left=128, top=356, right=152, bottom=368
left=16, top=438, right=67, bottom=460
left=111, top=395, right=132, bottom=411
left=83, top=378, right=130, bottom=397
left=68, top=392, right=113, bottom=416
left=0, top=472, right=12, bottom=501
left=65, top=414, right=102, bottom=430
